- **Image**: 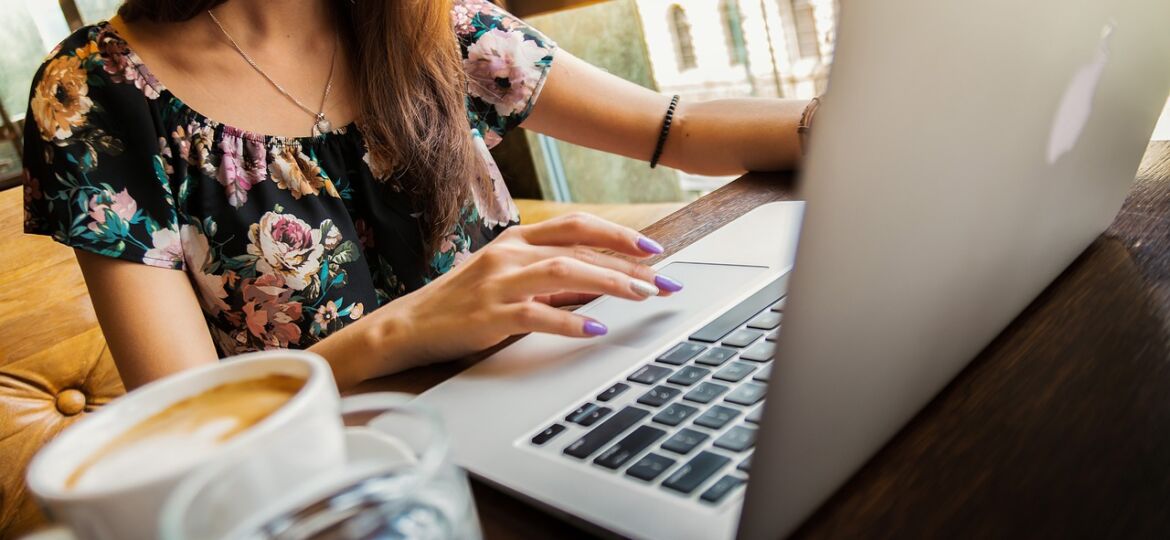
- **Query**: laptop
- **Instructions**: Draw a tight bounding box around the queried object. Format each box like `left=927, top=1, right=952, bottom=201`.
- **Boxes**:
left=410, top=1, right=1170, bottom=538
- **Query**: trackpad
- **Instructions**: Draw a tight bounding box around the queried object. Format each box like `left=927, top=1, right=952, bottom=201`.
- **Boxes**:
left=578, top=262, right=770, bottom=348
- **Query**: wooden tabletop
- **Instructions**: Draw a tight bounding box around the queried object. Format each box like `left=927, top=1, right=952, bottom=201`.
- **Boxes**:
left=357, top=142, right=1170, bottom=539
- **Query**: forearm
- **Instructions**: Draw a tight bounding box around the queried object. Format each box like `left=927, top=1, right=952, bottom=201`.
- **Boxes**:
left=524, top=53, right=806, bottom=176
left=308, top=311, right=415, bottom=390
left=658, top=98, right=808, bottom=176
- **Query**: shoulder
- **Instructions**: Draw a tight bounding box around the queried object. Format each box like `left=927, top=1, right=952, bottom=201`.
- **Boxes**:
left=452, top=1, right=557, bottom=143
left=29, top=23, right=163, bottom=147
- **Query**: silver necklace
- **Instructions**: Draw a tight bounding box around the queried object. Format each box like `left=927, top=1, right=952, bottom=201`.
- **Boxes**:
left=207, top=10, right=338, bottom=136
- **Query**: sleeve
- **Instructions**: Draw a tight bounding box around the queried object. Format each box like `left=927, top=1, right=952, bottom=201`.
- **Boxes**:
left=22, top=35, right=185, bottom=270
left=453, top=0, right=558, bottom=148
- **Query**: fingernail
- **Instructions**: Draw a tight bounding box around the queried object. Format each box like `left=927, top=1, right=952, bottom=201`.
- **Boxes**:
left=583, top=320, right=608, bottom=336
left=636, top=236, right=664, bottom=255
left=654, top=274, right=684, bottom=293
left=630, top=278, right=660, bottom=297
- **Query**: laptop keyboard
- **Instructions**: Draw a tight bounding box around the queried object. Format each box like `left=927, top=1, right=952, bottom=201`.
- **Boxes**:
left=529, top=274, right=788, bottom=505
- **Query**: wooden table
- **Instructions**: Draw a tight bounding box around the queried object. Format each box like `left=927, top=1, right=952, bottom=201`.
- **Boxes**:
left=356, top=142, right=1170, bottom=539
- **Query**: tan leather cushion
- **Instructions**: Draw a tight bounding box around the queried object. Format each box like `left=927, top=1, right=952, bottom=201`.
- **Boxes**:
left=0, top=185, right=126, bottom=537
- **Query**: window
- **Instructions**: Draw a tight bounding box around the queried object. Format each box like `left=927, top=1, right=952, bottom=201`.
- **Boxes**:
left=668, top=5, right=697, bottom=71
left=789, top=0, right=820, bottom=61
left=720, top=0, right=747, bottom=66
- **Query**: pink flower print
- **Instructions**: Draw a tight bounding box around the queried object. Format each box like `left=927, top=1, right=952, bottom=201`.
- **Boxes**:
left=483, top=129, right=503, bottom=149
left=469, top=136, right=519, bottom=228
left=463, top=28, right=551, bottom=117
left=181, top=225, right=230, bottom=315
left=143, top=228, right=182, bottom=268
left=240, top=273, right=303, bottom=349
left=98, top=29, right=161, bottom=99
left=86, top=188, right=137, bottom=233
left=218, top=128, right=268, bottom=207
left=451, top=0, right=495, bottom=34
left=314, top=300, right=339, bottom=328
left=453, top=247, right=472, bottom=268
left=247, top=212, right=324, bottom=291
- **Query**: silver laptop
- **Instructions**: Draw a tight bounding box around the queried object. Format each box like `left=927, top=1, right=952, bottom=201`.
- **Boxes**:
left=411, top=1, right=1170, bottom=538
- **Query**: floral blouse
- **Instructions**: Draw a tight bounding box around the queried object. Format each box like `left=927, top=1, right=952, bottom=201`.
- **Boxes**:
left=23, top=0, right=556, bottom=356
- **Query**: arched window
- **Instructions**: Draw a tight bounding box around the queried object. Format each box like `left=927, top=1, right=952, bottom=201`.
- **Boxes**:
left=720, top=0, right=747, bottom=66
left=788, top=0, right=820, bottom=60
left=668, top=5, right=697, bottom=71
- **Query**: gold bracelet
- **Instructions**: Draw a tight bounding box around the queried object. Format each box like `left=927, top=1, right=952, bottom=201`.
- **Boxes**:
left=797, top=96, right=822, bottom=155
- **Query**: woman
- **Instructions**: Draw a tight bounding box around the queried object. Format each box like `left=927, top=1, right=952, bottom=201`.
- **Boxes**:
left=22, top=0, right=809, bottom=390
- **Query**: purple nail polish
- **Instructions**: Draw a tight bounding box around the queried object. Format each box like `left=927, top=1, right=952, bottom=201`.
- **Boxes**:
left=637, top=236, right=664, bottom=255
left=655, top=274, right=684, bottom=293
left=583, top=320, right=608, bottom=336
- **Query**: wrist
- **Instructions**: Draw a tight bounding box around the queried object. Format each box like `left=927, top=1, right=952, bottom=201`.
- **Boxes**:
left=309, top=308, right=414, bottom=389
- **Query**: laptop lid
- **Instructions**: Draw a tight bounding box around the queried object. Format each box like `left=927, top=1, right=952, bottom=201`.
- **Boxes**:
left=739, top=0, right=1170, bottom=538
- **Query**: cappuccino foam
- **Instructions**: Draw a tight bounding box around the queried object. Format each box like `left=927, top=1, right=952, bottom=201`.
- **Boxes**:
left=66, top=374, right=305, bottom=492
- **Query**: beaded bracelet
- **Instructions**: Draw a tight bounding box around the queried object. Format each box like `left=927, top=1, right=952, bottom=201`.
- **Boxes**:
left=650, top=95, right=681, bottom=169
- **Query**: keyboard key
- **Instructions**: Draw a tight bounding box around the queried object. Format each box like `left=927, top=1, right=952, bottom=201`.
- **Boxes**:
left=770, top=297, right=786, bottom=312
left=746, top=405, right=764, bottom=424
left=637, top=385, right=682, bottom=407
left=575, top=406, right=612, bottom=427
left=656, top=342, right=707, bottom=365
left=653, top=403, right=699, bottom=426
left=737, top=454, right=752, bottom=472
left=662, top=451, right=731, bottom=494
left=753, top=364, right=772, bottom=382
left=565, top=403, right=598, bottom=422
left=594, top=425, right=667, bottom=470
left=667, top=365, right=711, bottom=386
left=531, top=424, right=566, bottom=446
left=700, top=474, right=746, bottom=503
left=713, top=362, right=756, bottom=383
left=628, top=364, right=673, bottom=385
left=694, top=347, right=737, bottom=367
left=747, top=312, right=782, bottom=330
left=740, top=341, right=777, bottom=362
left=722, top=329, right=764, bottom=348
left=597, top=382, right=630, bottom=402
left=564, top=406, right=649, bottom=459
left=661, top=428, right=709, bottom=455
left=684, top=382, right=730, bottom=404
left=766, top=329, right=780, bottom=342
left=693, top=405, right=740, bottom=430
left=725, top=383, right=767, bottom=406
left=689, top=276, right=789, bottom=342
left=713, top=425, right=757, bottom=452
left=626, top=453, right=676, bottom=482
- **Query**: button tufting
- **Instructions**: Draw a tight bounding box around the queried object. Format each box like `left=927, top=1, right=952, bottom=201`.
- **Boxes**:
left=56, top=389, right=86, bottom=416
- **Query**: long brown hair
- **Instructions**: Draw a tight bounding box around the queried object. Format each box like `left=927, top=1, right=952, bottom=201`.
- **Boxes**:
left=119, top=0, right=481, bottom=253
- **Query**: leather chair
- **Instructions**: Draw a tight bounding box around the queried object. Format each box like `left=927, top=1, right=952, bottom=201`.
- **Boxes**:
left=0, top=185, right=125, bottom=538
left=0, top=183, right=682, bottom=537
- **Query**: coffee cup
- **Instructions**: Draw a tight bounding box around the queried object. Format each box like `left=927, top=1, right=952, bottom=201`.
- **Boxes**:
left=26, top=350, right=346, bottom=540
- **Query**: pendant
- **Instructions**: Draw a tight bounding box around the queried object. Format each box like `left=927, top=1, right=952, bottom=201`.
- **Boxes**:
left=312, top=114, right=332, bottom=136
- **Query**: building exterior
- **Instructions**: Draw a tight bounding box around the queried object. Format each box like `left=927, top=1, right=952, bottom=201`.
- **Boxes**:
left=635, top=0, right=838, bottom=101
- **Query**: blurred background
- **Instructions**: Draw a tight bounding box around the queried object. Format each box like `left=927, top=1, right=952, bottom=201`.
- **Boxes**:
left=1, top=0, right=1168, bottom=198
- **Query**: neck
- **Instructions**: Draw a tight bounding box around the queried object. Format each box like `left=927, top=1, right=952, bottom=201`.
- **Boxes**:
left=209, top=0, right=335, bottom=46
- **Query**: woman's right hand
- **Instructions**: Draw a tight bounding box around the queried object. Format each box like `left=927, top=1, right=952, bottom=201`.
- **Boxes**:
left=365, top=213, right=684, bottom=372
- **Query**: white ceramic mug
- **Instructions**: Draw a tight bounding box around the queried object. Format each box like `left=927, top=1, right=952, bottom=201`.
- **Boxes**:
left=26, top=350, right=347, bottom=540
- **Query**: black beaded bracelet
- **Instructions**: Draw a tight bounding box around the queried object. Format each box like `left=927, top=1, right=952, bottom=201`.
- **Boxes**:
left=650, top=95, right=680, bottom=169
